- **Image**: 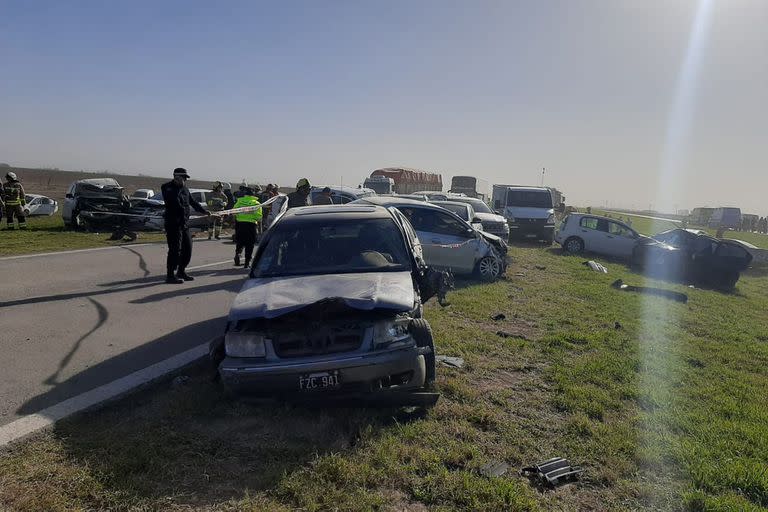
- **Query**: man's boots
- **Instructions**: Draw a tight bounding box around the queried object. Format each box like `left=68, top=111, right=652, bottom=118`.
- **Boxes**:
left=176, top=267, right=194, bottom=281
left=166, top=266, right=183, bottom=284
left=234, top=253, right=241, bottom=266
left=243, top=257, right=251, bottom=268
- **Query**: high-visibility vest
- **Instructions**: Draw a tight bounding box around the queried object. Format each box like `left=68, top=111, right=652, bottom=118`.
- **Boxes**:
left=234, top=195, right=263, bottom=223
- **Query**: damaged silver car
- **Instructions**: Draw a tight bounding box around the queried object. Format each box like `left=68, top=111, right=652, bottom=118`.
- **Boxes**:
left=210, top=205, right=448, bottom=405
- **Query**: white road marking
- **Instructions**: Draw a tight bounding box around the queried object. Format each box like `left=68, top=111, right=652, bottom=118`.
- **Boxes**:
left=0, top=243, right=155, bottom=261
left=187, top=260, right=237, bottom=271
left=0, top=342, right=209, bottom=447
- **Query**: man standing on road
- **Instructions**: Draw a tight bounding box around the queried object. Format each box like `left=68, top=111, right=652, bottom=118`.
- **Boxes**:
left=3, top=172, right=27, bottom=230
left=161, top=168, right=210, bottom=284
left=287, top=178, right=311, bottom=209
left=232, top=185, right=262, bottom=267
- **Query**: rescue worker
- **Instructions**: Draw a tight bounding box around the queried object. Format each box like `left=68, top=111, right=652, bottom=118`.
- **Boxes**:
left=3, top=172, right=27, bottom=230
left=161, top=168, right=210, bottom=284
left=207, top=181, right=227, bottom=240
left=287, top=178, right=311, bottom=208
left=314, top=186, right=333, bottom=205
left=232, top=185, right=263, bottom=267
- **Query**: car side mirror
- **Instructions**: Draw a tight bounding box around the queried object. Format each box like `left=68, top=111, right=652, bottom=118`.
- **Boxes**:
left=65, top=193, right=74, bottom=199
left=472, top=216, right=482, bottom=223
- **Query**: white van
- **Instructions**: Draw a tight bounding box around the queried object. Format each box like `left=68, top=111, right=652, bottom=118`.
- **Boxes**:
left=499, top=186, right=555, bottom=243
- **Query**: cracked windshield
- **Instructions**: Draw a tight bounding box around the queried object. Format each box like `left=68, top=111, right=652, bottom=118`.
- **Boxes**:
left=1, top=1, right=766, bottom=511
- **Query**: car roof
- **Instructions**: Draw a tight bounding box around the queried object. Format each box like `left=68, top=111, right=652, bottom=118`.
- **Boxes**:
left=431, top=200, right=470, bottom=209
left=568, top=213, right=630, bottom=223
left=25, top=193, right=47, bottom=199
left=75, top=178, right=120, bottom=186
left=505, top=186, right=550, bottom=192
left=352, top=196, right=449, bottom=211
left=311, top=185, right=375, bottom=196
left=278, top=204, right=395, bottom=224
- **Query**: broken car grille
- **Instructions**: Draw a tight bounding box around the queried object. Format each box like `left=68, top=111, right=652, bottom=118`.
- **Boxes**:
left=272, top=326, right=364, bottom=358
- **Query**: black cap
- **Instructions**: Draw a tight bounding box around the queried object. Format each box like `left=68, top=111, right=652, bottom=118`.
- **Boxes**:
left=173, top=168, right=190, bottom=179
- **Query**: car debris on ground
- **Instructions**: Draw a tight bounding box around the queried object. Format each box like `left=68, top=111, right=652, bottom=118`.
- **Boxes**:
left=611, top=279, right=688, bottom=303
left=480, top=460, right=510, bottom=478
left=435, top=355, right=465, bottom=368
left=491, top=313, right=506, bottom=321
left=520, top=457, right=585, bottom=487
left=584, top=260, right=608, bottom=273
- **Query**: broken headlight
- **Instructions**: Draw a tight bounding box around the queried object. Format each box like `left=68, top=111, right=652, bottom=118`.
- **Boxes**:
left=373, top=319, right=411, bottom=348
left=547, top=214, right=555, bottom=224
left=225, top=332, right=267, bottom=357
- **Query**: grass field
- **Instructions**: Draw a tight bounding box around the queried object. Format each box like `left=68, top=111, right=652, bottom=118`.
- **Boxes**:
left=2, top=245, right=767, bottom=511
left=596, top=210, right=768, bottom=248
left=0, top=214, right=165, bottom=257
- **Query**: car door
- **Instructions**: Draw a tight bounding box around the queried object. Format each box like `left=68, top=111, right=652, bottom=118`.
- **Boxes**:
left=577, top=216, right=610, bottom=254
left=399, top=206, right=477, bottom=273
left=63, top=184, right=76, bottom=221
left=606, top=221, right=639, bottom=259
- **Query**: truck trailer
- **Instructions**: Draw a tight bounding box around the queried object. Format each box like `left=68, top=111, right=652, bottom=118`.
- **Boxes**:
left=369, top=167, right=442, bottom=195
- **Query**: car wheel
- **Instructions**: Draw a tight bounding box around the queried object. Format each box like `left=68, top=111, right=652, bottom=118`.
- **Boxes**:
left=476, top=255, right=501, bottom=282
left=410, top=318, right=435, bottom=384
left=563, top=236, right=584, bottom=255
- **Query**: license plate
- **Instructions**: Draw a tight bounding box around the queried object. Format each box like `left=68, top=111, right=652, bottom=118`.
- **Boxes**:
left=299, top=371, right=341, bottom=391
left=525, top=234, right=537, bottom=238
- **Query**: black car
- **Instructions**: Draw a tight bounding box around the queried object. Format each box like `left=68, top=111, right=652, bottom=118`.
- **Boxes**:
left=632, top=228, right=753, bottom=289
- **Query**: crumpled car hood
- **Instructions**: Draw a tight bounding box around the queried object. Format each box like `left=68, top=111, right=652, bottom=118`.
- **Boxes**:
left=474, top=212, right=507, bottom=224
left=229, top=271, right=415, bottom=320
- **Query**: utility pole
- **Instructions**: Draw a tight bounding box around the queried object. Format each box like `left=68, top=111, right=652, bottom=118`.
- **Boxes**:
left=540, top=167, right=546, bottom=187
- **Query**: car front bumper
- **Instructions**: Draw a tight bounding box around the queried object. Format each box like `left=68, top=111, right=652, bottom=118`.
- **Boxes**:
left=219, top=346, right=427, bottom=397
left=483, top=225, right=510, bottom=238
left=509, top=222, right=555, bottom=239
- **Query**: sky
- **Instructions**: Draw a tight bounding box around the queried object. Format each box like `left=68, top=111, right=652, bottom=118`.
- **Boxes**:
left=1, top=0, right=766, bottom=213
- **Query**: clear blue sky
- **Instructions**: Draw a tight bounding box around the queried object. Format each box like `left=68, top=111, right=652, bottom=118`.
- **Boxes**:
left=1, top=0, right=766, bottom=213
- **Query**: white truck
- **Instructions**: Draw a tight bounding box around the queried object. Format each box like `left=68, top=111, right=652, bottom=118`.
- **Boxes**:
left=363, top=175, right=395, bottom=195
left=493, top=185, right=556, bottom=243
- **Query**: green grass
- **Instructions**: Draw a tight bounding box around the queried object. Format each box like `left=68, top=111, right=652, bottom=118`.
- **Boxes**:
left=593, top=210, right=768, bottom=248
left=2, top=247, right=767, bottom=510
left=0, top=214, right=167, bottom=256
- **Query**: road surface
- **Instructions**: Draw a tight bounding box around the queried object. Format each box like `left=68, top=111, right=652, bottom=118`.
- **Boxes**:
left=0, top=240, right=245, bottom=427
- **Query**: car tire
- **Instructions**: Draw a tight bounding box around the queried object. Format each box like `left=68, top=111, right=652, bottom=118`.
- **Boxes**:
left=475, top=255, right=501, bottom=282
left=410, top=318, right=435, bottom=384
left=563, top=236, right=584, bottom=255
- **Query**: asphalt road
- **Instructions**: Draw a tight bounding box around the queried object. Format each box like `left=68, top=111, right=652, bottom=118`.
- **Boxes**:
left=0, top=239, right=245, bottom=427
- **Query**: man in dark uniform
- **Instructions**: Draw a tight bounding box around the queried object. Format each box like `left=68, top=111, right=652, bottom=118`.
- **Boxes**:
left=161, top=168, right=210, bottom=284
left=287, top=178, right=311, bottom=209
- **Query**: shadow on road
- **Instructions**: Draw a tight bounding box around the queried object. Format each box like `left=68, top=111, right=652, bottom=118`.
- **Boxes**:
left=44, top=297, right=109, bottom=386
left=16, top=317, right=227, bottom=416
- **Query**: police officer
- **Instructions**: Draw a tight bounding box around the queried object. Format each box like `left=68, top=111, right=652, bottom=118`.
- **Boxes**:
left=233, top=185, right=263, bottom=267
left=161, top=168, right=210, bottom=284
left=3, top=172, right=27, bottom=230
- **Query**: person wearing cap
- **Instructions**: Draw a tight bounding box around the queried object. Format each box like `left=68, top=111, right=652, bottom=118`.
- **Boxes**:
left=313, top=186, right=333, bottom=205
left=160, top=168, right=210, bottom=284
left=287, top=178, right=311, bottom=209
left=232, top=185, right=263, bottom=267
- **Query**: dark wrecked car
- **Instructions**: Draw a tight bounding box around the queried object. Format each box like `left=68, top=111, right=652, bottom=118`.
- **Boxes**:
left=632, top=228, right=753, bottom=289
left=62, top=178, right=166, bottom=232
left=210, top=204, right=449, bottom=405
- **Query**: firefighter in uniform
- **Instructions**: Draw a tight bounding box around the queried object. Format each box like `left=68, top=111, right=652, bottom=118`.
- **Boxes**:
left=207, top=181, right=227, bottom=240
left=3, top=172, right=27, bottom=230
left=287, top=178, right=311, bottom=209
left=232, top=185, right=263, bottom=267
left=161, top=168, right=210, bottom=284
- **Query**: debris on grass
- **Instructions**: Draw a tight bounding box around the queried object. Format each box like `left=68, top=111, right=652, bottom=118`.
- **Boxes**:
left=435, top=355, right=465, bottom=368
left=479, top=460, right=510, bottom=478
left=611, top=279, right=688, bottom=303
left=584, top=260, right=608, bottom=273
left=491, top=313, right=506, bottom=321
left=520, top=457, right=584, bottom=487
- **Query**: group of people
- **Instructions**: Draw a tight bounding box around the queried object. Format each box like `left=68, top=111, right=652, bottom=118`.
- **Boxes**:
left=742, top=216, right=768, bottom=234
left=0, top=172, right=27, bottom=230
left=161, top=169, right=318, bottom=284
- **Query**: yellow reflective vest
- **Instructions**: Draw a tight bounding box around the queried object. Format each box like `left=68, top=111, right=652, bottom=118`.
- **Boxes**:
left=234, top=195, right=262, bottom=223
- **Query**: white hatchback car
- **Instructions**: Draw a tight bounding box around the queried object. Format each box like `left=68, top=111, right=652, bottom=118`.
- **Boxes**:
left=555, top=213, right=647, bottom=260
left=24, top=194, right=58, bottom=216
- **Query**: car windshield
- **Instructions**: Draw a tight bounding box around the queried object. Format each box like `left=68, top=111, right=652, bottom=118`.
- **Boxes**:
left=452, top=197, right=492, bottom=213
left=254, top=218, right=411, bottom=277
left=506, top=190, right=553, bottom=208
